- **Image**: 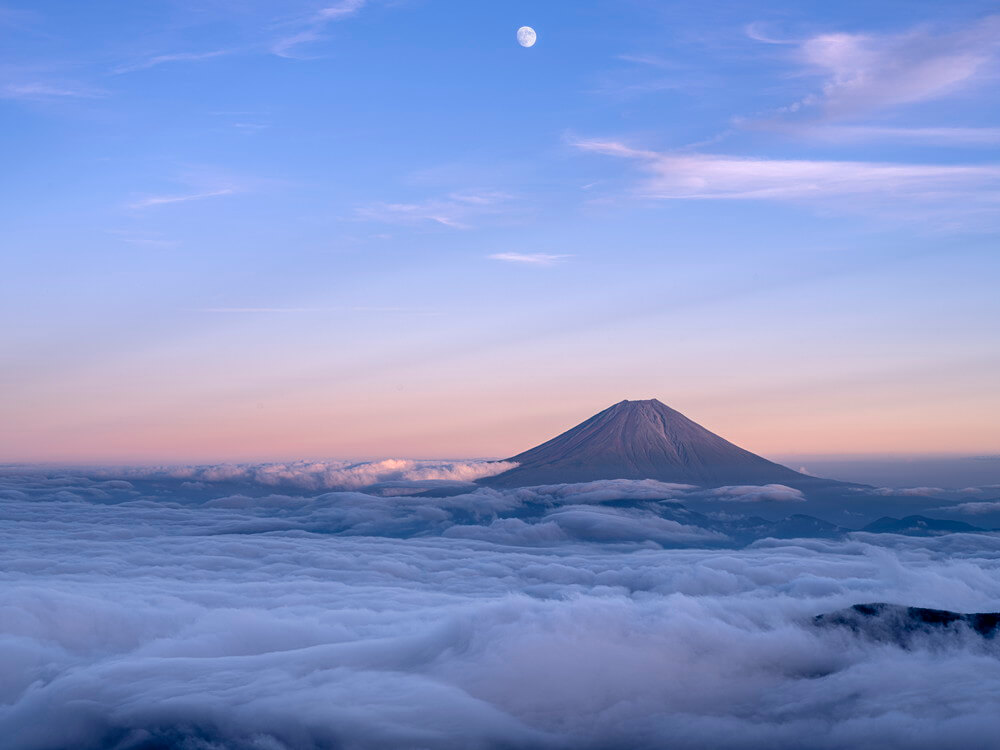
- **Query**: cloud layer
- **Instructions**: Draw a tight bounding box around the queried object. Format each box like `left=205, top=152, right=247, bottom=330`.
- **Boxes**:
left=97, top=458, right=518, bottom=491
left=2, top=469, right=1000, bottom=748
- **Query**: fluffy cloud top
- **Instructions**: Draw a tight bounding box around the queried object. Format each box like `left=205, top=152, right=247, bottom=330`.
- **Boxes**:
left=2, top=467, right=1000, bottom=749
left=949, top=501, right=1000, bottom=515
left=98, top=458, right=518, bottom=491
left=698, top=483, right=806, bottom=503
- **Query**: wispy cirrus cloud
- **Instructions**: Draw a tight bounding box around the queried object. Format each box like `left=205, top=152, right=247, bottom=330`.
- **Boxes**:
left=1, top=81, right=107, bottom=99
left=794, top=126, right=1000, bottom=145
left=126, top=167, right=262, bottom=210
left=271, top=0, right=367, bottom=58
left=356, top=201, right=469, bottom=228
left=590, top=52, right=704, bottom=98
left=128, top=188, right=236, bottom=209
left=573, top=138, right=1000, bottom=217
left=193, top=306, right=436, bottom=315
left=616, top=53, right=678, bottom=69
left=113, top=50, right=230, bottom=75
left=754, top=15, right=1000, bottom=122
left=356, top=191, right=512, bottom=229
left=105, top=229, right=177, bottom=249
left=574, top=140, right=657, bottom=160
left=488, top=253, right=571, bottom=266
left=0, top=6, right=36, bottom=26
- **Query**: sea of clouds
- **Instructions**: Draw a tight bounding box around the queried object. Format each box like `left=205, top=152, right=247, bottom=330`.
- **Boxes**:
left=93, top=458, right=522, bottom=491
left=3, top=466, right=1000, bottom=749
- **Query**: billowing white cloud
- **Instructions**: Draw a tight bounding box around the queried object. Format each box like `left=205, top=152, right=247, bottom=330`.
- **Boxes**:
left=100, top=458, right=518, bottom=491
left=2, top=468, right=1000, bottom=748
left=699, top=483, right=806, bottom=503
left=949, top=501, right=1000, bottom=515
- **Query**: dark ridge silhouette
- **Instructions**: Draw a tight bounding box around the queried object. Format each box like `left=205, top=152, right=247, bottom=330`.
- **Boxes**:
left=861, top=515, right=985, bottom=536
left=814, top=603, right=1000, bottom=647
left=481, top=399, right=824, bottom=488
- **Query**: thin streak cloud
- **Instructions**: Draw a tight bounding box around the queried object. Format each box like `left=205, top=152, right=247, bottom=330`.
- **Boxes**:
left=616, top=54, right=679, bottom=68
left=356, top=191, right=512, bottom=230
left=193, top=306, right=437, bottom=315
left=795, top=126, right=1000, bottom=145
left=574, top=140, right=1000, bottom=217
left=271, top=0, right=368, bottom=58
left=113, top=50, right=230, bottom=75
left=129, top=188, right=236, bottom=209
left=1, top=82, right=107, bottom=99
left=489, top=253, right=571, bottom=266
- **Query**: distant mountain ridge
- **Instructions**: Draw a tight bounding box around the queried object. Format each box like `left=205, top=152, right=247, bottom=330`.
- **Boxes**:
left=814, top=603, right=1000, bottom=646
left=481, top=399, right=820, bottom=488
left=861, top=515, right=985, bottom=536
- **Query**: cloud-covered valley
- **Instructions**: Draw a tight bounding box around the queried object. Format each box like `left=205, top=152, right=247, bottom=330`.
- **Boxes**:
left=1, top=467, right=1000, bottom=749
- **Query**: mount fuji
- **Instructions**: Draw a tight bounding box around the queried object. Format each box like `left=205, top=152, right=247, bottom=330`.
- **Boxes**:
left=481, top=399, right=822, bottom=488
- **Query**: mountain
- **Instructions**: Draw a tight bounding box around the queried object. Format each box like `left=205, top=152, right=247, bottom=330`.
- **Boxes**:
left=814, top=603, right=1000, bottom=646
left=480, top=399, right=818, bottom=488
left=861, top=515, right=985, bottom=536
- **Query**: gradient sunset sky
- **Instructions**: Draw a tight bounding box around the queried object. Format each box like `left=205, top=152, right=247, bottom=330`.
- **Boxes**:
left=3, top=0, right=999, bottom=463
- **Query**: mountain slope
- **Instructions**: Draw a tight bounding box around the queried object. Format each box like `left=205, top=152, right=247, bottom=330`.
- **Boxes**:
left=481, top=399, right=815, bottom=488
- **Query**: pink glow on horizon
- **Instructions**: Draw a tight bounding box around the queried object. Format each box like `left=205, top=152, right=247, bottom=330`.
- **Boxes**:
left=5, top=383, right=998, bottom=464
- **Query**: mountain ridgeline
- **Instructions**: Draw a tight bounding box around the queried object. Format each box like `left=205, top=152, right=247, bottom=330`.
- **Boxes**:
left=481, top=399, right=821, bottom=489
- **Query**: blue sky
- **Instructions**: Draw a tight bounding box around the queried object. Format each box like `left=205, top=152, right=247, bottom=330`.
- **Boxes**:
left=2, top=0, right=999, bottom=462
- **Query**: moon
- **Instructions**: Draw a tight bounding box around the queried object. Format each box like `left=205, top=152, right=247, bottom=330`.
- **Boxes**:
left=516, top=26, right=537, bottom=48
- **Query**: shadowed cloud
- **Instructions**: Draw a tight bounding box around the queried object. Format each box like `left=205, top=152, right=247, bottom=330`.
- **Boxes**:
left=2, top=467, right=1000, bottom=748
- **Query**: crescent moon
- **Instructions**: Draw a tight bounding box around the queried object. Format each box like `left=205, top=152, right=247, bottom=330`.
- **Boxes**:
left=516, top=26, right=537, bottom=48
